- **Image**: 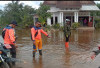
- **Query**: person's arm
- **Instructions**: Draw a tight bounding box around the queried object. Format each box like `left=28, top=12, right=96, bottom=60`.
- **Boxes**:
left=41, top=29, right=48, bottom=37
left=9, top=29, right=16, bottom=45
left=31, top=28, right=35, bottom=41
left=91, top=50, right=100, bottom=60
left=93, top=50, right=100, bottom=56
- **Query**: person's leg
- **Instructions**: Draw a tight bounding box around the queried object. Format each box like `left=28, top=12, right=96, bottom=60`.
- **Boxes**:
left=33, top=44, right=36, bottom=57
left=65, top=35, right=69, bottom=48
left=10, top=45, right=16, bottom=65
left=33, top=40, right=39, bottom=57
left=38, top=39, right=42, bottom=56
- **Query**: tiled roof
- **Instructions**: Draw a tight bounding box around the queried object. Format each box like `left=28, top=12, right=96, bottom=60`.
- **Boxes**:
left=56, top=1, right=81, bottom=9
left=43, top=1, right=96, bottom=9
left=80, top=1, right=95, bottom=5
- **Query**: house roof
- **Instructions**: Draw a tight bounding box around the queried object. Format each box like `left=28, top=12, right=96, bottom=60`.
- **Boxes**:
left=80, top=1, right=95, bottom=5
left=56, top=1, right=81, bottom=9
left=43, top=1, right=96, bottom=9
left=43, top=1, right=57, bottom=6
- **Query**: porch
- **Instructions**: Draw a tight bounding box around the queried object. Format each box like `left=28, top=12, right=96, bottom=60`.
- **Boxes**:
left=47, top=11, right=94, bottom=27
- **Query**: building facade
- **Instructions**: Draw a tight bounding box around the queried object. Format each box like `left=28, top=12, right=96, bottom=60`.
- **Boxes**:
left=43, top=1, right=100, bottom=27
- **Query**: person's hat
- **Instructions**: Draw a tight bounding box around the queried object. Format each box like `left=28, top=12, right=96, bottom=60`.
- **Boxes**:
left=66, top=19, right=70, bottom=22
left=35, top=21, right=42, bottom=27
left=10, top=20, right=18, bottom=26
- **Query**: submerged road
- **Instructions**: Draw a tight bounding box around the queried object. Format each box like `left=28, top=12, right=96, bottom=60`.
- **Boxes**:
left=0, top=29, right=100, bottom=68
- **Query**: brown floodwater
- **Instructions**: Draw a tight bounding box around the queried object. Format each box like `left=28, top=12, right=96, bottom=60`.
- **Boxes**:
left=0, top=28, right=100, bottom=68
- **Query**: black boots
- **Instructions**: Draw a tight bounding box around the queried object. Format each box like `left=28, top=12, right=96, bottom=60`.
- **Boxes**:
left=33, top=51, right=36, bottom=57
left=33, top=50, right=42, bottom=57
left=39, top=50, right=42, bottom=56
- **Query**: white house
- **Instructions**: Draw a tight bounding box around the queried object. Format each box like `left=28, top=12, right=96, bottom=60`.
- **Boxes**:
left=43, top=1, right=100, bottom=27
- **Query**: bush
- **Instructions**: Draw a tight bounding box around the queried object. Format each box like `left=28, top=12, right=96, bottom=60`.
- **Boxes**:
left=94, top=17, right=100, bottom=23
left=45, top=25, right=51, bottom=29
left=95, top=22, right=100, bottom=29
left=52, top=24, right=60, bottom=29
left=72, top=22, right=80, bottom=29
left=59, top=26, right=64, bottom=31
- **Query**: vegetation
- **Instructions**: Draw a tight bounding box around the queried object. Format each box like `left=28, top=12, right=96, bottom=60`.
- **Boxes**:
left=94, top=17, right=100, bottom=23
left=91, top=3, right=100, bottom=16
left=36, top=3, right=51, bottom=26
left=90, top=3, right=100, bottom=29
left=95, top=22, right=100, bottom=29
left=72, top=23, right=80, bottom=29
left=52, top=24, right=60, bottom=29
left=0, top=1, right=35, bottom=28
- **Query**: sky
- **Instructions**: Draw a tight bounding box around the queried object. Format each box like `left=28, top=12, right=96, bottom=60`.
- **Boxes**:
left=0, top=1, right=100, bottom=10
left=0, top=1, right=44, bottom=10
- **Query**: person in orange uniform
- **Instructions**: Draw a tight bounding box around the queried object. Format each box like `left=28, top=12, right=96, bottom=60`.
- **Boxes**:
left=31, top=21, right=50, bottom=57
left=2, top=20, right=18, bottom=65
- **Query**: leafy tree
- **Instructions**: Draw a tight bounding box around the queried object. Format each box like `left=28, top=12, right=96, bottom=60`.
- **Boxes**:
left=91, top=3, right=100, bottom=16
left=0, top=1, right=36, bottom=28
left=37, top=3, right=51, bottom=26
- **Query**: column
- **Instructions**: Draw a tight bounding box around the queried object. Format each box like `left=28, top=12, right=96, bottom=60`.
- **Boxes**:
left=53, top=13, right=55, bottom=25
left=59, top=12, right=62, bottom=24
left=74, top=12, right=76, bottom=22
left=76, top=12, right=78, bottom=22
left=71, top=16, right=73, bottom=26
left=89, top=12, right=91, bottom=22
left=74, top=12, right=78, bottom=23
left=61, top=12, right=64, bottom=26
left=59, top=12, right=63, bottom=26
left=47, top=17, right=51, bottom=26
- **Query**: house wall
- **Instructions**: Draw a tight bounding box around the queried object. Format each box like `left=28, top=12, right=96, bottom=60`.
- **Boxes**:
left=48, top=6, right=60, bottom=12
left=47, top=5, right=98, bottom=27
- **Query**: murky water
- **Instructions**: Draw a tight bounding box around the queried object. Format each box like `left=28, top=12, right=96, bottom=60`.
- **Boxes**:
left=0, top=28, right=100, bottom=68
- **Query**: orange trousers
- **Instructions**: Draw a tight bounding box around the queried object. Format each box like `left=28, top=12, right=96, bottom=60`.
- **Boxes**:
left=33, top=39, right=42, bottom=51
left=65, top=42, right=69, bottom=48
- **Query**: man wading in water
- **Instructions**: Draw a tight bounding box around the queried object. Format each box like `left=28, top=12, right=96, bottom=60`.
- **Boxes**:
left=31, top=21, right=50, bottom=57
left=64, top=19, right=71, bottom=49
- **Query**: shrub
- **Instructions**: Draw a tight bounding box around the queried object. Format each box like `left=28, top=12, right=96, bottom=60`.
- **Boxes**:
left=94, top=17, right=100, bottom=23
left=45, top=25, right=51, bottom=29
left=72, top=22, right=80, bottom=29
left=59, top=26, right=64, bottom=31
left=52, top=24, right=60, bottom=29
left=95, top=22, right=100, bottom=29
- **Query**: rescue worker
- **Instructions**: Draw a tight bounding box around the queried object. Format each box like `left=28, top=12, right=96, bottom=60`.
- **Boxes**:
left=2, top=20, right=18, bottom=65
left=64, top=19, right=71, bottom=48
left=31, top=21, right=50, bottom=57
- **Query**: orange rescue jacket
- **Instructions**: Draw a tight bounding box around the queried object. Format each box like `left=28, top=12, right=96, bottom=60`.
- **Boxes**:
left=3, top=25, right=16, bottom=45
left=31, top=26, right=48, bottom=41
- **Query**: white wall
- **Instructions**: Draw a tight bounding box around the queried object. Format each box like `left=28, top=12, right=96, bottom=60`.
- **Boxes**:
left=48, top=6, right=60, bottom=12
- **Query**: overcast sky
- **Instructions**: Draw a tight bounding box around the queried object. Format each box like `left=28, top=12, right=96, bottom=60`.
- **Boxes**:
left=0, top=1, right=100, bottom=10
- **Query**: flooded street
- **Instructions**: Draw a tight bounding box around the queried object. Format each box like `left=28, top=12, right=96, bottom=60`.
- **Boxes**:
left=0, top=28, right=100, bottom=68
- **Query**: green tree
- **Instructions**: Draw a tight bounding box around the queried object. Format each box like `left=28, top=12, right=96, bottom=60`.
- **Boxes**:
left=21, top=5, right=36, bottom=28
left=91, top=3, right=100, bottom=16
left=37, top=3, right=51, bottom=26
left=0, top=1, right=36, bottom=28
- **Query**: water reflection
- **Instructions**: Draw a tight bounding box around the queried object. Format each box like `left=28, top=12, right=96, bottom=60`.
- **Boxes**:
left=33, top=57, right=43, bottom=68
